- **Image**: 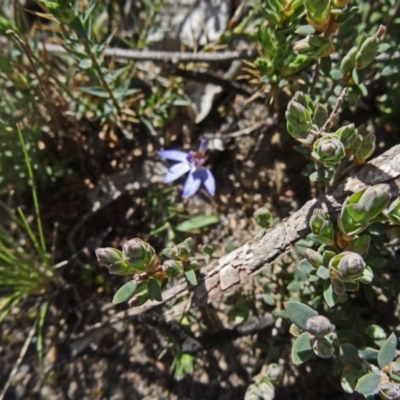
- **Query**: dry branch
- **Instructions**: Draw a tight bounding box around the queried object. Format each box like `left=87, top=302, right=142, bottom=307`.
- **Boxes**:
left=37, top=42, right=258, bottom=63
left=71, top=145, right=400, bottom=354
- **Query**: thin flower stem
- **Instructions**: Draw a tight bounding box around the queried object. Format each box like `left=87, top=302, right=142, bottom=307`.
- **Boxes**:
left=81, top=40, right=123, bottom=118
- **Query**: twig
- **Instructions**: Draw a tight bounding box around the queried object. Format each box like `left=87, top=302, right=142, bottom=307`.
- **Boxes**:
left=322, top=87, right=348, bottom=132
left=34, top=42, right=258, bottom=63
left=70, top=145, right=400, bottom=352
left=0, top=317, right=37, bottom=400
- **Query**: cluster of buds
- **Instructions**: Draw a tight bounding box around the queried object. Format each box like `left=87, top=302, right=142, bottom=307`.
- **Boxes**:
left=96, top=238, right=159, bottom=276
left=304, top=0, right=345, bottom=32
left=329, top=252, right=366, bottom=283
left=340, top=26, right=387, bottom=78
left=306, top=315, right=335, bottom=359
left=286, top=90, right=377, bottom=169
left=294, top=35, right=333, bottom=58
left=311, top=134, right=345, bottom=167
left=286, top=92, right=315, bottom=145
left=161, top=238, right=199, bottom=284
left=338, top=184, right=391, bottom=238
left=96, top=237, right=200, bottom=305
left=293, top=0, right=353, bottom=60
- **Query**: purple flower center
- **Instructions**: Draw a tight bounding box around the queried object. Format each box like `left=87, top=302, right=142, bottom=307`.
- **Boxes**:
left=186, top=151, right=204, bottom=168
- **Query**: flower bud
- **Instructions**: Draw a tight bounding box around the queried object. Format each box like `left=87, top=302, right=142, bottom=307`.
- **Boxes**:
left=310, top=209, right=335, bottom=246
left=355, top=26, right=386, bottom=70
left=161, top=260, right=184, bottom=278
left=170, top=242, right=191, bottom=262
left=306, top=315, right=332, bottom=338
left=312, top=337, right=335, bottom=358
left=312, top=135, right=346, bottom=167
left=254, top=207, right=273, bottom=229
left=332, top=0, right=350, bottom=8
left=389, top=359, right=400, bottom=382
left=187, top=259, right=200, bottom=270
left=304, top=249, right=323, bottom=268
left=338, top=193, right=370, bottom=236
left=340, top=46, right=357, bottom=77
left=293, top=35, right=332, bottom=58
left=122, top=238, right=156, bottom=272
left=335, top=124, right=355, bottom=149
left=96, top=247, right=133, bottom=276
left=304, top=0, right=332, bottom=32
left=379, top=383, right=400, bottom=400
left=329, top=251, right=366, bottom=282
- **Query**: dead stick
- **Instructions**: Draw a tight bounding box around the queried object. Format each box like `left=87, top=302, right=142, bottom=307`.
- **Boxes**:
left=36, top=42, right=258, bottom=63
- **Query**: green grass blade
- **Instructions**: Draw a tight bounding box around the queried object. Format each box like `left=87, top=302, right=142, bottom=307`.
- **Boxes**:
left=17, top=126, right=46, bottom=255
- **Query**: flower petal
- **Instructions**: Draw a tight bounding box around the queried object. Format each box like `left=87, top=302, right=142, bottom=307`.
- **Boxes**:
left=183, top=170, right=202, bottom=199
left=198, top=167, right=215, bottom=196
left=158, top=150, right=189, bottom=162
left=198, top=139, right=208, bottom=155
left=164, top=162, right=191, bottom=184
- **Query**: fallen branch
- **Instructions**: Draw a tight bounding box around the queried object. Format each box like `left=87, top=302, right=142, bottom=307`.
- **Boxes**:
left=38, top=42, right=258, bottom=63
left=71, top=145, right=400, bottom=353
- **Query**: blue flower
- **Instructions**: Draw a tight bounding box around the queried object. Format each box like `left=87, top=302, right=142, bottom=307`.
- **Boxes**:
left=158, top=139, right=216, bottom=199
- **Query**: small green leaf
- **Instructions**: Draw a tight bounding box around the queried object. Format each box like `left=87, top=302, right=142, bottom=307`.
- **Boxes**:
left=184, top=268, right=197, bottom=285
left=378, top=333, right=397, bottom=369
left=291, top=332, right=313, bottom=365
left=79, top=86, right=110, bottom=98
left=377, top=43, right=391, bottom=53
left=295, top=25, right=315, bottom=36
left=298, top=259, right=315, bottom=275
left=284, top=301, right=318, bottom=330
left=340, top=343, right=359, bottom=361
left=317, top=266, right=330, bottom=280
left=355, top=373, right=381, bottom=395
left=147, top=277, right=163, bottom=302
left=330, top=69, right=343, bottom=81
left=176, top=215, right=219, bottom=232
left=113, top=280, right=138, bottom=304
left=313, top=103, right=328, bottom=128
left=358, top=346, right=379, bottom=361
left=343, top=281, right=359, bottom=292
left=322, top=250, right=336, bottom=265
left=324, top=280, right=340, bottom=307
left=346, top=204, right=369, bottom=222
left=366, top=324, right=387, bottom=346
